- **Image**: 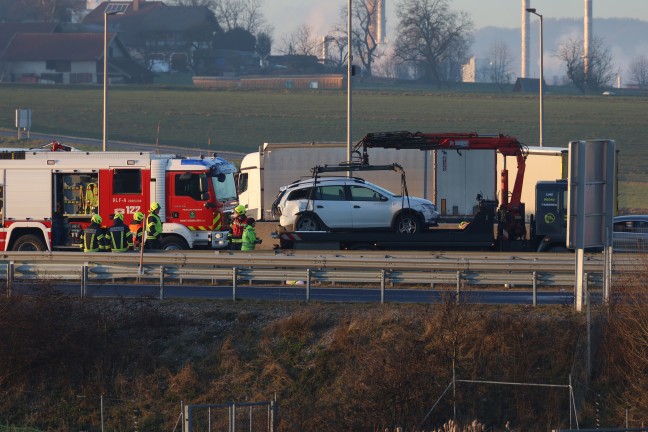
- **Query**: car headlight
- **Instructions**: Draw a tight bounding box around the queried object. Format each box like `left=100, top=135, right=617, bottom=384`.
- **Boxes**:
left=421, top=204, right=437, bottom=213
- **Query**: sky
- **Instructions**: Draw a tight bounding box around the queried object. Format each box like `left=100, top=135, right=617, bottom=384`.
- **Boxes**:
left=263, top=0, right=648, bottom=41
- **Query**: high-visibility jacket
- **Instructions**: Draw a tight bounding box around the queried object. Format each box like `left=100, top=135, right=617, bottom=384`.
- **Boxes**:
left=241, top=225, right=258, bottom=251
left=146, top=212, right=162, bottom=240
left=106, top=220, right=132, bottom=252
left=230, top=215, right=248, bottom=239
left=129, top=221, right=143, bottom=249
left=84, top=183, right=98, bottom=213
left=80, top=222, right=105, bottom=252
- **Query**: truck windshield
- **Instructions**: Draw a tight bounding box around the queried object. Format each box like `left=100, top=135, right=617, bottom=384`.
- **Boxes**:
left=212, top=173, right=237, bottom=202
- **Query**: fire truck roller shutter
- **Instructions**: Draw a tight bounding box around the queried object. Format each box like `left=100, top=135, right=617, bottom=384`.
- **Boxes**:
left=150, top=159, right=166, bottom=222
left=5, top=169, right=51, bottom=219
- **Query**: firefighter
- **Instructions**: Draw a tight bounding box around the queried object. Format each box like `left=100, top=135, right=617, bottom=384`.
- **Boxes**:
left=145, top=202, right=163, bottom=250
left=241, top=217, right=262, bottom=251
left=84, top=182, right=98, bottom=214
left=105, top=212, right=132, bottom=252
left=229, top=204, right=248, bottom=250
left=80, top=214, right=105, bottom=252
left=129, top=211, right=145, bottom=251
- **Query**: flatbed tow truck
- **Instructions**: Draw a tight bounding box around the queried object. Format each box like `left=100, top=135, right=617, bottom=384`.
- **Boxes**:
left=276, top=131, right=569, bottom=252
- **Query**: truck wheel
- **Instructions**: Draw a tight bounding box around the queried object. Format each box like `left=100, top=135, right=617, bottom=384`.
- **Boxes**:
left=395, top=213, right=421, bottom=234
left=161, top=236, right=189, bottom=251
left=348, top=243, right=373, bottom=250
left=546, top=244, right=568, bottom=252
left=295, top=214, right=321, bottom=231
left=13, top=234, right=47, bottom=251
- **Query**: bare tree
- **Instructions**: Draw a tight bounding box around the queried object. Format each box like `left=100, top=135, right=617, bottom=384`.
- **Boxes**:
left=323, top=34, right=348, bottom=68
left=393, top=0, right=473, bottom=84
left=557, top=36, right=617, bottom=93
left=278, top=24, right=320, bottom=56
left=212, top=0, right=269, bottom=35
left=629, top=55, right=648, bottom=90
left=373, top=55, right=400, bottom=79
left=1, top=0, right=79, bottom=22
left=255, top=31, right=273, bottom=65
left=169, top=0, right=214, bottom=6
left=328, top=0, right=384, bottom=77
left=483, top=40, right=515, bottom=88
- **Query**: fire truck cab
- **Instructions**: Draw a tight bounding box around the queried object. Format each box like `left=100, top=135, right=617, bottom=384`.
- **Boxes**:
left=0, top=148, right=237, bottom=251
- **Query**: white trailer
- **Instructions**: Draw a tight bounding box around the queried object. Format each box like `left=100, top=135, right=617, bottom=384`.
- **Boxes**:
left=496, top=146, right=567, bottom=218
left=237, top=142, right=497, bottom=221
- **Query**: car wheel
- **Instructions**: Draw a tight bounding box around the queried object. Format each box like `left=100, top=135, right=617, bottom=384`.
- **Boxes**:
left=295, top=214, right=321, bottom=231
left=395, top=213, right=421, bottom=234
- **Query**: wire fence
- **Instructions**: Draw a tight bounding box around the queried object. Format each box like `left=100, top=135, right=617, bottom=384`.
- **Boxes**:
left=182, top=401, right=277, bottom=432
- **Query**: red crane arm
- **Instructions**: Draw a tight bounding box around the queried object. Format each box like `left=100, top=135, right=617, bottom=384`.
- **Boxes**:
left=356, top=131, right=528, bottom=210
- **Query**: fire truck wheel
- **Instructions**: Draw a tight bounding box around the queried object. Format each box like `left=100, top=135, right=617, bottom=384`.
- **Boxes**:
left=160, top=236, right=189, bottom=251
left=395, top=213, right=421, bottom=234
left=13, top=234, right=46, bottom=251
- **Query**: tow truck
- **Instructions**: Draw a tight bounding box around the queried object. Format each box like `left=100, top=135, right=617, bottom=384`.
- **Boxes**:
left=277, top=131, right=569, bottom=252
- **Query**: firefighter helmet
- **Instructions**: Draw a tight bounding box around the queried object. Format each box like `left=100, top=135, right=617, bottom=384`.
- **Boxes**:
left=150, top=202, right=161, bottom=212
left=91, top=214, right=102, bottom=224
left=133, top=211, right=145, bottom=222
left=114, top=212, right=124, bottom=221
left=234, top=204, right=246, bottom=215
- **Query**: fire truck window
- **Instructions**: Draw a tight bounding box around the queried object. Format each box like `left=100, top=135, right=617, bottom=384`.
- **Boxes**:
left=113, top=169, right=142, bottom=194
left=175, top=174, right=205, bottom=201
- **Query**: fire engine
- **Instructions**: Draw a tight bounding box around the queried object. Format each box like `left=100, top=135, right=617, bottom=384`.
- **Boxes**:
left=0, top=144, right=238, bottom=251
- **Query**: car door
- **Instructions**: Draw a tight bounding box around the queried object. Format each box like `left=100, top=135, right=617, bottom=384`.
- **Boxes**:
left=310, top=184, right=351, bottom=228
left=349, top=185, right=393, bottom=229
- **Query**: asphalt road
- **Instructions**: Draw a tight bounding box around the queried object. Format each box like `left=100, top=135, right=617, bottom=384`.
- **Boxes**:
left=16, top=282, right=588, bottom=305
left=0, top=129, right=246, bottom=160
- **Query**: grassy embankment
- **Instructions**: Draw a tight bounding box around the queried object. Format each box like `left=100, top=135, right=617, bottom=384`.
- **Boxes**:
left=1, top=84, right=647, bottom=210
left=0, top=287, right=647, bottom=431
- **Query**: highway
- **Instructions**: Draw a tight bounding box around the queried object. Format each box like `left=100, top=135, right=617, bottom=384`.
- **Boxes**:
left=9, top=281, right=583, bottom=305
left=1, top=249, right=619, bottom=306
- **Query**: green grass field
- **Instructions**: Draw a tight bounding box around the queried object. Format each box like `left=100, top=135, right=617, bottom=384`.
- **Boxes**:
left=1, top=84, right=647, bottom=210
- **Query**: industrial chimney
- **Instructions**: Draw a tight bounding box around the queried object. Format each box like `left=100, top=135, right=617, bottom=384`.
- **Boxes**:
left=521, top=0, right=530, bottom=78
left=368, top=0, right=386, bottom=45
left=584, top=0, right=592, bottom=76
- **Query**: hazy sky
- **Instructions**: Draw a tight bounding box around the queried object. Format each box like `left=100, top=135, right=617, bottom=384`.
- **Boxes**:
left=264, top=0, right=648, bottom=40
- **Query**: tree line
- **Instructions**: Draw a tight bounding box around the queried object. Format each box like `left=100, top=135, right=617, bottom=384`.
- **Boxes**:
left=3, top=0, right=648, bottom=91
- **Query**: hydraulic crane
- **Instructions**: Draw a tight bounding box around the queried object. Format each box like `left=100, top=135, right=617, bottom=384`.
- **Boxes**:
left=354, top=131, right=530, bottom=241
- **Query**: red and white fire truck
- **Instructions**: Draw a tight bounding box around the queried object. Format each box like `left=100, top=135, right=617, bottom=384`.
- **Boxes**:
left=0, top=145, right=238, bottom=251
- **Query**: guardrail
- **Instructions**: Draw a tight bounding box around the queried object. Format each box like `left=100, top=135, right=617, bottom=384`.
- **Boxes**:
left=0, top=250, right=616, bottom=305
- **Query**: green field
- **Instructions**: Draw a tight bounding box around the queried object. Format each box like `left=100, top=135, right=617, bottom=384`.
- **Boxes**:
left=1, top=84, right=647, bottom=210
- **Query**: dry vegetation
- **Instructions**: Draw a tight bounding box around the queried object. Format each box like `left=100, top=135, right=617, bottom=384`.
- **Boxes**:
left=0, top=283, right=646, bottom=431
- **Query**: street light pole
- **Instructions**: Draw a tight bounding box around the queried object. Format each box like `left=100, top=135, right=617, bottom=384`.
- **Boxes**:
left=103, top=12, right=112, bottom=152
left=526, top=8, right=544, bottom=147
left=347, top=0, right=353, bottom=177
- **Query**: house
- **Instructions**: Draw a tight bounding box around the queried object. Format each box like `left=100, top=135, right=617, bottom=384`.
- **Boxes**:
left=0, top=32, right=153, bottom=84
left=82, top=0, right=221, bottom=72
left=513, top=77, right=546, bottom=92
